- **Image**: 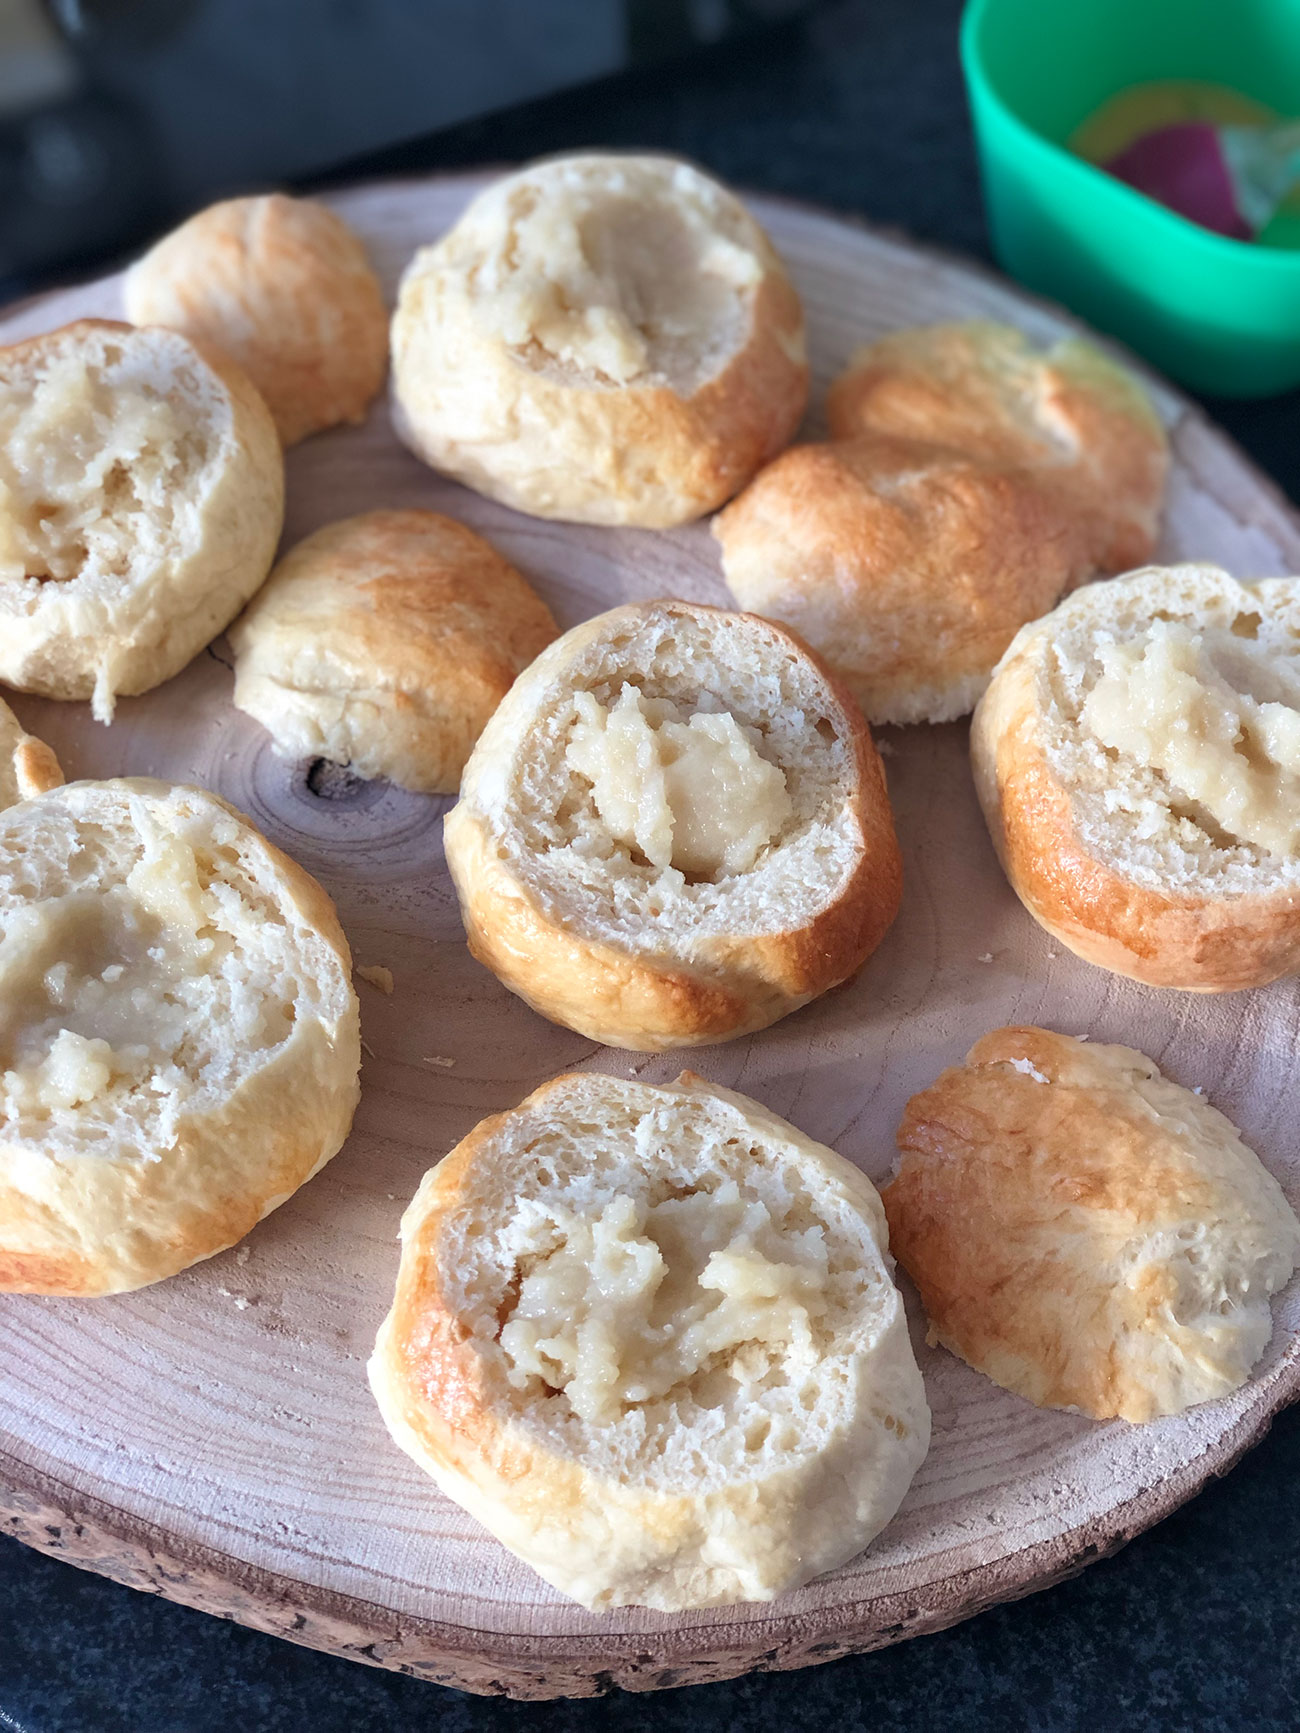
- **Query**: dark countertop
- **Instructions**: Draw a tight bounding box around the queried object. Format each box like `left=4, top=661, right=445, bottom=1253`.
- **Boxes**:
left=4, top=3, right=1300, bottom=1728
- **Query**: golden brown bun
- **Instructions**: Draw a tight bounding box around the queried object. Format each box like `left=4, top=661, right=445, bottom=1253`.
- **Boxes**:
left=0, top=778, right=361, bottom=1296
left=124, top=194, right=388, bottom=446
left=0, top=319, right=284, bottom=723
left=826, top=320, right=1168, bottom=572
left=390, top=154, right=808, bottom=527
left=444, top=600, right=902, bottom=1049
left=972, top=564, right=1300, bottom=992
left=230, top=509, right=558, bottom=795
left=714, top=433, right=1088, bottom=725
left=0, top=697, right=62, bottom=810
left=883, top=1027, right=1300, bottom=1422
left=369, top=1069, right=929, bottom=1611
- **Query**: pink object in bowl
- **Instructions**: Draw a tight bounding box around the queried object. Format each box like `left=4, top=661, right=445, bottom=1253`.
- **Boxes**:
left=1106, top=121, right=1253, bottom=238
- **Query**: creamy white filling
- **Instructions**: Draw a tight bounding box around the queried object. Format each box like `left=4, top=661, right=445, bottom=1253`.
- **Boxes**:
left=485, top=166, right=761, bottom=388
left=0, top=813, right=292, bottom=1139
left=0, top=350, right=199, bottom=587
left=498, top=1179, right=829, bottom=1426
left=564, top=684, right=792, bottom=878
left=1081, top=619, right=1300, bottom=858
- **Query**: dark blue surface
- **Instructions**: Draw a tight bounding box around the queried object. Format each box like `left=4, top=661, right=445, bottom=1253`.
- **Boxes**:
left=4, top=2, right=1300, bottom=1726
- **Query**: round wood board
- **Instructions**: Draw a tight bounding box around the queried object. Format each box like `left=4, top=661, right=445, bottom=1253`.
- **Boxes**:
left=3, top=173, right=1300, bottom=1703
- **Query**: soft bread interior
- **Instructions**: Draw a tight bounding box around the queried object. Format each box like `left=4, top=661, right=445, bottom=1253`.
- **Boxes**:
left=0, top=781, right=347, bottom=1154
left=1032, top=565, right=1300, bottom=896
left=0, top=326, right=229, bottom=664
left=483, top=606, right=862, bottom=940
left=452, top=157, right=766, bottom=393
left=437, top=1076, right=906, bottom=1486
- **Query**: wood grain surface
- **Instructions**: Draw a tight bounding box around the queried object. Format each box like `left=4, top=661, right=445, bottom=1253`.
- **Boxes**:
left=2, top=174, right=1299, bottom=1700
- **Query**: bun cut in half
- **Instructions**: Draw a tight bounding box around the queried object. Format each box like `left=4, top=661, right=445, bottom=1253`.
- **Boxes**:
left=884, top=1027, right=1300, bottom=1422
left=369, top=1070, right=930, bottom=1612
left=826, top=320, right=1168, bottom=575
left=0, top=697, right=61, bottom=811
left=0, top=779, right=360, bottom=1295
left=0, top=320, right=283, bottom=722
left=444, top=600, right=902, bottom=1049
left=973, top=564, right=1300, bottom=991
left=390, top=154, right=808, bottom=527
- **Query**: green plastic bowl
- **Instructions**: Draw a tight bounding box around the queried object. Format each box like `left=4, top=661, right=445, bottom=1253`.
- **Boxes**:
left=962, top=0, right=1300, bottom=396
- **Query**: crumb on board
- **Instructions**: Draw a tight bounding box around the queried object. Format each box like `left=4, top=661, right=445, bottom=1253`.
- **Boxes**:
left=876, top=738, right=895, bottom=757
left=235, top=1246, right=250, bottom=1267
left=423, top=1055, right=456, bottom=1068
left=1076, top=1033, right=1090, bottom=1041
left=357, top=964, right=394, bottom=994
left=977, top=952, right=993, bottom=964
left=1193, top=1085, right=1205, bottom=1095
left=360, top=1037, right=376, bottom=1058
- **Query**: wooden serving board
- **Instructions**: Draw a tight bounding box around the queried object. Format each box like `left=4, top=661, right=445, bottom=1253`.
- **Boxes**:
left=3, top=174, right=1300, bottom=1702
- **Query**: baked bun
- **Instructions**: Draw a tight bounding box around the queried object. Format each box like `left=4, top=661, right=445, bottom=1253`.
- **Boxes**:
left=124, top=194, right=388, bottom=446
left=230, top=509, right=558, bottom=795
left=883, top=1026, right=1300, bottom=1422
left=826, top=320, right=1168, bottom=572
left=972, top=563, right=1300, bottom=991
left=369, top=1069, right=929, bottom=1611
left=0, top=697, right=62, bottom=811
left=0, top=778, right=360, bottom=1295
left=0, top=319, right=283, bottom=723
left=390, top=154, right=808, bottom=527
left=444, top=599, right=902, bottom=1049
left=714, top=434, right=1088, bottom=725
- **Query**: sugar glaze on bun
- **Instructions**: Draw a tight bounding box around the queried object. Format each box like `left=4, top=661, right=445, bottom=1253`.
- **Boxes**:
left=444, top=600, right=902, bottom=1049
left=884, top=1027, right=1300, bottom=1422
left=369, top=1069, right=930, bottom=1612
left=0, top=320, right=284, bottom=722
left=390, top=154, right=808, bottom=526
left=0, top=779, right=360, bottom=1295
left=973, top=563, right=1300, bottom=991
left=0, top=697, right=61, bottom=811
left=124, top=194, right=388, bottom=446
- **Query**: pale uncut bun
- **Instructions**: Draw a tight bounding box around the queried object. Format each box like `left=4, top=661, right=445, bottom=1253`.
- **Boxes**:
left=230, top=509, right=558, bottom=795
left=972, top=563, right=1300, bottom=991
left=0, top=778, right=361, bottom=1295
left=444, top=599, right=902, bottom=1049
left=369, top=1069, right=930, bottom=1612
left=883, top=1027, right=1300, bottom=1422
left=124, top=194, right=388, bottom=446
left=0, top=697, right=62, bottom=811
left=714, top=433, right=1088, bottom=725
left=0, top=320, right=284, bottom=723
left=826, top=320, right=1168, bottom=573
left=390, top=154, right=808, bottom=527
